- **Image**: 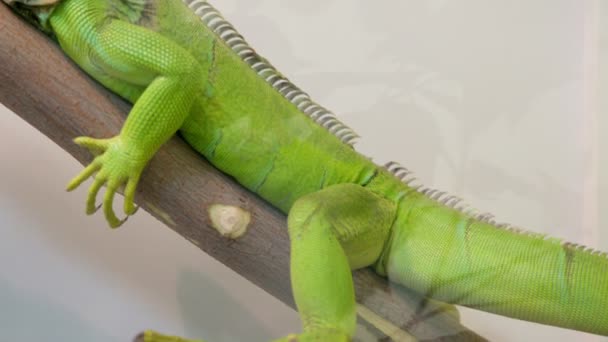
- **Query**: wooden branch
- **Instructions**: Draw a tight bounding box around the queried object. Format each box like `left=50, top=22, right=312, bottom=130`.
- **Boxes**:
left=0, top=5, right=484, bottom=341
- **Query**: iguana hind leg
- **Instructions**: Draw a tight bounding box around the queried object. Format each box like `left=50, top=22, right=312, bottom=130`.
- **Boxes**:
left=139, top=183, right=396, bottom=342
left=275, top=183, right=396, bottom=341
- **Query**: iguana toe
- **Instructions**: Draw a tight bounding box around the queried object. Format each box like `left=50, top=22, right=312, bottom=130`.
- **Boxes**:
left=67, top=135, right=146, bottom=228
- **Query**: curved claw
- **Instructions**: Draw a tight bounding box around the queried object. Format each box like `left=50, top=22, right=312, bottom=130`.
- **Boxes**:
left=108, top=210, right=131, bottom=229
left=86, top=178, right=105, bottom=215
left=104, top=182, right=121, bottom=228
left=103, top=181, right=134, bottom=229
left=92, top=203, right=102, bottom=214
left=129, top=205, right=140, bottom=216
left=124, top=175, right=141, bottom=215
left=107, top=211, right=131, bottom=229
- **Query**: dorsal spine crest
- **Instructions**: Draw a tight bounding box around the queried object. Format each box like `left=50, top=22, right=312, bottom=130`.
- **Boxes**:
left=183, top=0, right=359, bottom=145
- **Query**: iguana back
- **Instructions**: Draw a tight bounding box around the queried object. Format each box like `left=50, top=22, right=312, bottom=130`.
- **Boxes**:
left=50, top=0, right=380, bottom=213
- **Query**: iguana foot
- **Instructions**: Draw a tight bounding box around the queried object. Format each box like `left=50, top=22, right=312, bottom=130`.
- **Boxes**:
left=66, top=136, right=144, bottom=228
left=271, top=330, right=350, bottom=342
left=135, top=330, right=204, bottom=342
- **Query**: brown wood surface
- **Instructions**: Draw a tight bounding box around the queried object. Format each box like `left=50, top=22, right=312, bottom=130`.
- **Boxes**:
left=0, top=5, right=485, bottom=341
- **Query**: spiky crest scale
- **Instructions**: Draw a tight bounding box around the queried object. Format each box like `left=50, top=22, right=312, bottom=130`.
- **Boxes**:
left=384, top=160, right=608, bottom=259
left=183, top=0, right=359, bottom=146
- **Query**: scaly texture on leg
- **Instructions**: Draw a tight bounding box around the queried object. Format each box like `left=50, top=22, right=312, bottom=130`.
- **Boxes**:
left=60, top=19, right=207, bottom=227
left=280, top=183, right=397, bottom=341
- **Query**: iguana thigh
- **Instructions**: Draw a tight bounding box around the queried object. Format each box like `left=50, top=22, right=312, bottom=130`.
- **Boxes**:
left=282, top=183, right=396, bottom=340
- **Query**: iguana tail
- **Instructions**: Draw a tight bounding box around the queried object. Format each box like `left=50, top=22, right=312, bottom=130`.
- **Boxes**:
left=378, top=190, right=608, bottom=336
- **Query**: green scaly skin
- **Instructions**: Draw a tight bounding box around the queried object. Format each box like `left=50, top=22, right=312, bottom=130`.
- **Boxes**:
left=4, top=0, right=608, bottom=340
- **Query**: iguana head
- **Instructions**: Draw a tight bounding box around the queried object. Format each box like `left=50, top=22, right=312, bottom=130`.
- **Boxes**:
left=2, top=0, right=61, bottom=34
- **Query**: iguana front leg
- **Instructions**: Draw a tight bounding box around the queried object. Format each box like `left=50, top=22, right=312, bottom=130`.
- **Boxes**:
left=60, top=19, right=206, bottom=227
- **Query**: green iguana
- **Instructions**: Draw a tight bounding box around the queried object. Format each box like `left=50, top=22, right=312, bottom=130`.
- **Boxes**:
left=3, top=0, right=607, bottom=341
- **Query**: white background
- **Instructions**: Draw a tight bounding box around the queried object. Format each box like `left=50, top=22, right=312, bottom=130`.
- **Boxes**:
left=1, top=0, right=607, bottom=341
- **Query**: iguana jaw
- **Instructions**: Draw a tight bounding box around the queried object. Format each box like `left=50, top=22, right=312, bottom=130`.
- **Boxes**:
left=2, top=0, right=60, bottom=34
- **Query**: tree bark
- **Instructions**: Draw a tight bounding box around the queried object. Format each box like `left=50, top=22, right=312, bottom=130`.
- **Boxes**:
left=0, top=5, right=484, bottom=341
